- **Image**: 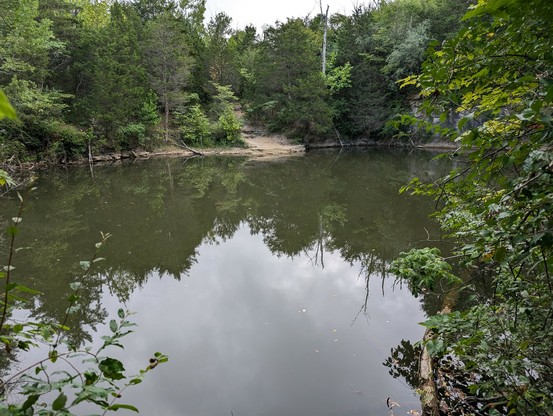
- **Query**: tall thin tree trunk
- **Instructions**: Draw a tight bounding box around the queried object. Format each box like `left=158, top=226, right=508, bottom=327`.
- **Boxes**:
left=164, top=100, right=169, bottom=143
left=320, top=3, right=329, bottom=75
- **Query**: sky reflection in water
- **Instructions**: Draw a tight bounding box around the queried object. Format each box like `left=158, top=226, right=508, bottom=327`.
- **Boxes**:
left=0, top=150, right=449, bottom=415
left=102, top=223, right=425, bottom=416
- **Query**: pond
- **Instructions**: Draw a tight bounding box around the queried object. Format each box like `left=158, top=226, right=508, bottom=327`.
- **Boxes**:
left=1, top=149, right=450, bottom=415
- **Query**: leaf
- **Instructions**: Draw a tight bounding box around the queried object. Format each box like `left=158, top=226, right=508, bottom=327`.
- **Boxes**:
left=21, top=394, right=40, bottom=411
left=426, top=339, right=445, bottom=356
left=118, top=308, right=125, bottom=319
left=99, top=358, right=126, bottom=380
left=107, top=404, right=139, bottom=412
left=0, top=90, right=17, bottom=120
left=10, top=283, right=41, bottom=295
left=110, top=319, right=117, bottom=333
left=52, top=393, right=67, bottom=411
left=462, top=0, right=516, bottom=20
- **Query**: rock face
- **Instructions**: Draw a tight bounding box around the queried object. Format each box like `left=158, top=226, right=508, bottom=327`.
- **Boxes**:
left=408, top=95, right=478, bottom=139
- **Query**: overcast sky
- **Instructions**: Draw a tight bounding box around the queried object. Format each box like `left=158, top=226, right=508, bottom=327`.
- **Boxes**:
left=205, top=0, right=362, bottom=31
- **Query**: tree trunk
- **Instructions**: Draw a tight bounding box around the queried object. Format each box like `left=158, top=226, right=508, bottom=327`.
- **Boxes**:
left=164, top=100, right=169, bottom=143
left=320, top=3, right=329, bottom=75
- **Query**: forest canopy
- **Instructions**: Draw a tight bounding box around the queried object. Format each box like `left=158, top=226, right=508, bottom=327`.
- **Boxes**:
left=0, top=0, right=471, bottom=162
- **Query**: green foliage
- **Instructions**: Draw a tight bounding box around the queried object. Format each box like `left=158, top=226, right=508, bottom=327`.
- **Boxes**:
left=209, top=82, right=237, bottom=116
left=390, top=247, right=459, bottom=296
left=82, top=2, right=149, bottom=144
left=0, top=0, right=474, bottom=157
left=0, top=91, right=17, bottom=120
left=325, top=61, right=352, bottom=93
left=214, top=108, right=242, bottom=144
left=143, top=11, right=193, bottom=142
left=206, top=82, right=243, bottom=145
left=329, top=6, right=392, bottom=138
left=117, top=123, right=147, bottom=150
left=396, top=0, right=553, bottom=413
left=383, top=20, right=430, bottom=80
left=205, top=12, right=240, bottom=88
left=140, top=92, right=162, bottom=128
left=245, top=19, right=333, bottom=142
left=176, top=104, right=212, bottom=146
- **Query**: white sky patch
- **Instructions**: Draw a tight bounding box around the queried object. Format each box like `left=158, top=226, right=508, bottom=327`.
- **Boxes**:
left=205, top=0, right=363, bottom=31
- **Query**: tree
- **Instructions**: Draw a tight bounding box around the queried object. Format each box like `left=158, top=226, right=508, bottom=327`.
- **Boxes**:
left=330, top=5, right=391, bottom=138
left=246, top=19, right=333, bottom=142
left=143, top=12, right=193, bottom=143
left=133, top=0, right=176, bottom=21
left=205, top=12, right=239, bottom=88
left=395, top=0, right=553, bottom=413
left=229, top=24, right=258, bottom=97
left=79, top=2, right=149, bottom=146
left=0, top=0, right=75, bottom=161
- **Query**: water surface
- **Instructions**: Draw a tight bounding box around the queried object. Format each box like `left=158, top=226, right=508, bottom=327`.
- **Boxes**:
left=1, top=149, right=449, bottom=415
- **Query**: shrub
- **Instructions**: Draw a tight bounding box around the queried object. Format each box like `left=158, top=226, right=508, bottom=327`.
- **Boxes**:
left=175, top=105, right=212, bottom=147
left=213, top=108, right=243, bottom=145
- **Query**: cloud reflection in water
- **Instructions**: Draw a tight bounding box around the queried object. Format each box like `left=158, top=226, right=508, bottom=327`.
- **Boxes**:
left=103, top=223, right=425, bottom=416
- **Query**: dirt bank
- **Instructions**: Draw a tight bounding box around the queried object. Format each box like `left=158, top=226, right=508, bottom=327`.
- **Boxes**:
left=89, top=116, right=306, bottom=163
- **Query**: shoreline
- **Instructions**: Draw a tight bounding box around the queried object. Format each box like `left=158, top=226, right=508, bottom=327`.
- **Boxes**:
left=0, top=138, right=456, bottom=172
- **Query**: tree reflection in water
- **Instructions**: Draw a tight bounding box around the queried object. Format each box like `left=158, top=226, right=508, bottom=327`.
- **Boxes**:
left=0, top=149, right=452, bottom=410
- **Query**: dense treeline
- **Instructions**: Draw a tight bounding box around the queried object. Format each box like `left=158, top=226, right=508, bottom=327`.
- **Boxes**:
left=0, top=0, right=470, bottom=162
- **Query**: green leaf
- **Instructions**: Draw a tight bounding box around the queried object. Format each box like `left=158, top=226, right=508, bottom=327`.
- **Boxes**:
left=110, top=319, right=117, bottom=333
left=84, top=371, right=99, bottom=385
left=52, top=392, right=67, bottom=410
left=99, top=358, right=126, bottom=380
left=0, top=90, right=17, bottom=120
left=67, top=294, right=79, bottom=303
left=21, top=394, right=40, bottom=411
left=107, top=404, right=139, bottom=412
left=426, top=339, right=445, bottom=356
left=118, top=308, right=125, bottom=319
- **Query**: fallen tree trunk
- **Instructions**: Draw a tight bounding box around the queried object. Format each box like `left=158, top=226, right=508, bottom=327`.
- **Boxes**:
left=177, top=141, right=204, bottom=156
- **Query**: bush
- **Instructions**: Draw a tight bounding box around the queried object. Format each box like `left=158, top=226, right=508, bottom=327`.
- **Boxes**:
left=213, top=108, right=243, bottom=145
left=117, top=123, right=147, bottom=150
left=175, top=105, right=212, bottom=147
left=0, top=132, right=27, bottom=163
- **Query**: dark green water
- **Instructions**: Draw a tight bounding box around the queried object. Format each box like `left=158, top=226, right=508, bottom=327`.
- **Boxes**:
left=1, top=149, right=449, bottom=415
